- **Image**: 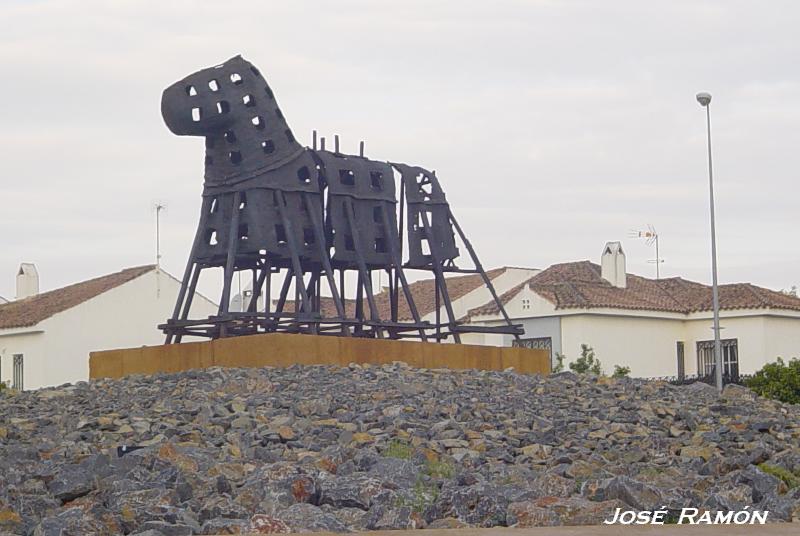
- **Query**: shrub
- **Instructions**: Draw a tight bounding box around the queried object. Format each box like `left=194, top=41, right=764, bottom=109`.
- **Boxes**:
left=425, top=459, right=455, bottom=479
left=612, top=365, right=631, bottom=378
left=394, top=479, right=439, bottom=513
left=569, top=344, right=603, bottom=375
left=552, top=353, right=566, bottom=373
left=758, top=463, right=800, bottom=490
left=745, top=358, right=800, bottom=405
left=384, top=439, right=413, bottom=459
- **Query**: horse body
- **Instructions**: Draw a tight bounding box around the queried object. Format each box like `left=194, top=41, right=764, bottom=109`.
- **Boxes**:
left=160, top=55, right=520, bottom=343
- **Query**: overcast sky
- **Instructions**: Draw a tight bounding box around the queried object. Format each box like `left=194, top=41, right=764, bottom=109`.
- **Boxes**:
left=1, top=0, right=799, bottom=301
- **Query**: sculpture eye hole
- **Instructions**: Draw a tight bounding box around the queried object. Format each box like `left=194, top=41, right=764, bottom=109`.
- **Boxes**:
left=208, top=79, right=219, bottom=92
left=297, top=166, right=311, bottom=184
left=370, top=172, right=383, bottom=190
left=191, top=107, right=202, bottom=122
left=230, top=73, right=243, bottom=85
left=186, top=85, right=197, bottom=96
left=339, top=169, right=355, bottom=186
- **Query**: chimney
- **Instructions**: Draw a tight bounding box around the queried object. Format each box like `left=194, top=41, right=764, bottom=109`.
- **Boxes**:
left=600, top=242, right=626, bottom=288
left=16, top=263, right=39, bottom=299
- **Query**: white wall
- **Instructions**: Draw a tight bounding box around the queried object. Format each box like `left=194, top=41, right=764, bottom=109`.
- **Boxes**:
left=682, top=313, right=800, bottom=375
left=763, top=316, right=800, bottom=364
left=469, top=294, right=800, bottom=378
left=0, top=330, right=43, bottom=389
left=0, top=269, right=217, bottom=390
left=424, top=267, right=539, bottom=324
left=560, top=314, right=686, bottom=377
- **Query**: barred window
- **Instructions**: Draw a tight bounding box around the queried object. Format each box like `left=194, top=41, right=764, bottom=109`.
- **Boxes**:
left=514, top=337, right=552, bottom=363
left=13, top=354, right=23, bottom=391
left=697, top=338, right=738, bottom=377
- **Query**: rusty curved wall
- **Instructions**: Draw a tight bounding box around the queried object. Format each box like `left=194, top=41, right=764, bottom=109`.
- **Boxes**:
left=89, top=333, right=550, bottom=379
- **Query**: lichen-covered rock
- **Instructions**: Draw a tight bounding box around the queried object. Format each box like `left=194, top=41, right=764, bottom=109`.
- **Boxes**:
left=277, top=503, right=349, bottom=532
left=0, top=363, right=798, bottom=532
left=508, top=497, right=626, bottom=526
left=429, top=483, right=509, bottom=527
left=317, top=474, right=383, bottom=510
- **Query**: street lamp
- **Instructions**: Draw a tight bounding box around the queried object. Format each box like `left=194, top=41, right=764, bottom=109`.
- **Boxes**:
left=696, top=91, right=723, bottom=392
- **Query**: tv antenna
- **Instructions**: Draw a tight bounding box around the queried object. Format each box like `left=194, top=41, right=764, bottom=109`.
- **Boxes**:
left=155, top=203, right=166, bottom=268
left=630, top=225, right=664, bottom=279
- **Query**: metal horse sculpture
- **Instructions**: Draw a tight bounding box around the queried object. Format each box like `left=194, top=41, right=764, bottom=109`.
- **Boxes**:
left=160, top=55, right=521, bottom=343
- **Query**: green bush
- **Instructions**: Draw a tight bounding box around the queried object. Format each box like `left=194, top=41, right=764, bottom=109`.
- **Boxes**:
left=556, top=345, right=629, bottom=378
left=384, top=439, right=413, bottom=459
left=552, top=352, right=566, bottom=373
left=745, top=358, right=800, bottom=405
left=425, top=459, right=455, bottom=479
left=612, top=365, right=631, bottom=378
left=758, top=463, right=800, bottom=490
left=569, top=344, right=603, bottom=375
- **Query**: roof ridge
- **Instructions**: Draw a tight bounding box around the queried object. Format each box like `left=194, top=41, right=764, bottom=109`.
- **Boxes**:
left=0, top=264, right=156, bottom=329
left=742, top=283, right=769, bottom=307
left=653, top=279, right=692, bottom=313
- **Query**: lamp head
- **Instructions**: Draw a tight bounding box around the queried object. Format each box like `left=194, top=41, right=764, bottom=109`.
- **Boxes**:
left=696, top=92, right=712, bottom=107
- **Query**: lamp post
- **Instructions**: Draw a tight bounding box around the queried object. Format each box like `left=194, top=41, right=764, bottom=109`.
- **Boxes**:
left=696, top=91, right=723, bottom=392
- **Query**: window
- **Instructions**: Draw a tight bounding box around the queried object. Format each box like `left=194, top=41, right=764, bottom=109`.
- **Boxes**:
left=676, top=341, right=685, bottom=380
left=697, top=338, right=739, bottom=378
left=13, top=354, right=23, bottom=391
left=521, top=298, right=531, bottom=310
left=514, top=337, right=552, bottom=363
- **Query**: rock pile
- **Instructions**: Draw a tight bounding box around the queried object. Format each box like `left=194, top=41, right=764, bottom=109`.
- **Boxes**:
left=0, top=363, right=798, bottom=534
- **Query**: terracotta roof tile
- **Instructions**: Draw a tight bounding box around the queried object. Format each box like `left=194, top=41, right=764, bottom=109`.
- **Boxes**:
left=0, top=265, right=156, bottom=329
left=284, top=267, right=508, bottom=320
left=467, top=261, right=800, bottom=317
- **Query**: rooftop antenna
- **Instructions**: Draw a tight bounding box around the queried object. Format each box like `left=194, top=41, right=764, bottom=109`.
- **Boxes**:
left=155, top=203, right=166, bottom=298
left=155, top=203, right=166, bottom=268
left=630, top=225, right=663, bottom=279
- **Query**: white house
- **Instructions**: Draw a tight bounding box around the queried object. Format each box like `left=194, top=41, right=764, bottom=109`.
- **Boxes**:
left=463, top=242, right=800, bottom=378
left=283, top=266, right=541, bottom=336
left=0, top=264, right=217, bottom=390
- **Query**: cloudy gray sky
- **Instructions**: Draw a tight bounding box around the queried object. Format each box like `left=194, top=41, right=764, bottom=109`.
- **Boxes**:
left=1, top=0, right=799, bottom=301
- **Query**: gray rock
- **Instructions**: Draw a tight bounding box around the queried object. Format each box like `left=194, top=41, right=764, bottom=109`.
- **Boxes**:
left=430, top=483, right=509, bottom=527
left=199, top=517, right=250, bottom=534
left=365, top=504, right=423, bottom=530
left=589, top=476, right=663, bottom=510
left=277, top=503, right=349, bottom=532
left=732, top=465, right=785, bottom=503
left=366, top=457, right=419, bottom=489
left=2, top=363, right=798, bottom=530
left=317, top=474, right=384, bottom=510
left=46, top=466, right=96, bottom=503
left=138, top=520, right=194, bottom=535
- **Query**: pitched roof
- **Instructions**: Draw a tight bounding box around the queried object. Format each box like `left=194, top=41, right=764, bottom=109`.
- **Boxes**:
left=0, top=265, right=156, bottom=329
left=468, top=260, right=800, bottom=317
left=283, top=267, right=509, bottom=321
